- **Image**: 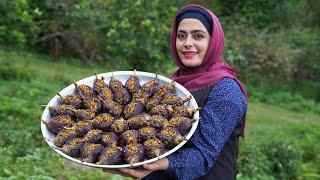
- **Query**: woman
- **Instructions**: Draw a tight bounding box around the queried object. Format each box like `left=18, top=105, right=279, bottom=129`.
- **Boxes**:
left=105, top=4, right=248, bottom=180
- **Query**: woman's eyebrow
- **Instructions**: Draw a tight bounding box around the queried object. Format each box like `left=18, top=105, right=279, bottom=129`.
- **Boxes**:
left=177, top=30, right=187, bottom=33
left=191, top=30, right=206, bottom=34
left=177, top=30, right=206, bottom=34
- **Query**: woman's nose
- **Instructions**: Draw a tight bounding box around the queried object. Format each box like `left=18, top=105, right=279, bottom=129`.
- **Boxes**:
left=184, top=36, right=194, bottom=48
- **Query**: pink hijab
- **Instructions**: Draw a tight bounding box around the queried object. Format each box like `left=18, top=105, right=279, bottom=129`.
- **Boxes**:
left=170, top=4, right=248, bottom=137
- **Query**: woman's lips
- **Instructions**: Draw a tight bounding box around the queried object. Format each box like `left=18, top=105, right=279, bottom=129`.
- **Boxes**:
left=183, top=52, right=198, bottom=59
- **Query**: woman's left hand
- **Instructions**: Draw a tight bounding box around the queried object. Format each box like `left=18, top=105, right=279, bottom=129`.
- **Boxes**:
left=103, top=158, right=169, bottom=179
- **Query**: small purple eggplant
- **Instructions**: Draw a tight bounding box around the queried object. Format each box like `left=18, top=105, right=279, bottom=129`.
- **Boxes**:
left=41, top=115, right=73, bottom=134
left=91, top=113, right=114, bottom=131
left=97, top=87, right=114, bottom=101
left=83, top=129, right=103, bottom=143
left=101, top=132, right=119, bottom=147
left=93, top=74, right=108, bottom=93
left=57, top=93, right=83, bottom=109
left=141, top=75, right=159, bottom=94
left=147, top=115, right=168, bottom=130
left=54, top=128, right=78, bottom=147
left=100, top=99, right=123, bottom=118
left=168, top=116, right=196, bottom=135
left=74, top=109, right=96, bottom=121
left=97, top=146, right=123, bottom=165
left=138, top=126, right=157, bottom=142
left=132, top=89, right=150, bottom=104
left=127, top=115, right=147, bottom=130
left=109, top=74, right=124, bottom=92
left=110, top=118, right=128, bottom=134
left=113, top=88, right=131, bottom=105
left=49, top=104, right=76, bottom=117
left=80, top=143, right=104, bottom=163
left=123, top=100, right=144, bottom=119
left=153, top=81, right=175, bottom=99
left=59, top=138, right=85, bottom=158
left=125, top=70, right=141, bottom=94
left=123, top=143, right=145, bottom=164
left=109, top=75, right=131, bottom=105
left=157, top=127, right=184, bottom=149
left=145, top=97, right=161, bottom=111
left=119, top=130, right=140, bottom=146
left=143, top=137, right=165, bottom=159
left=82, top=97, right=101, bottom=113
left=74, top=82, right=95, bottom=98
left=149, top=104, right=170, bottom=119
left=72, top=120, right=93, bottom=137
left=161, top=95, right=191, bottom=106
left=168, top=105, right=201, bottom=119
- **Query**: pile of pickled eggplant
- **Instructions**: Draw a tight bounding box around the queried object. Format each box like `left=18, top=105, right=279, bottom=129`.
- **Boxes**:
left=42, top=72, right=198, bottom=165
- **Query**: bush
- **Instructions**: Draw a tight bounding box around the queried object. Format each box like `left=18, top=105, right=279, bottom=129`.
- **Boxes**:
left=214, top=0, right=291, bottom=29
left=294, top=40, right=320, bottom=81
left=246, top=82, right=320, bottom=114
left=0, top=0, right=38, bottom=48
left=238, top=137, right=300, bottom=179
left=0, top=61, right=37, bottom=81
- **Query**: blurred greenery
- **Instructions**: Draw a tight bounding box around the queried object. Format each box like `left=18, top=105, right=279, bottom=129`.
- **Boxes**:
left=0, top=0, right=319, bottom=179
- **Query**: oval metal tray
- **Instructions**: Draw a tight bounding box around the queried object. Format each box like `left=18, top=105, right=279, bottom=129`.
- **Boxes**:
left=41, top=71, right=199, bottom=168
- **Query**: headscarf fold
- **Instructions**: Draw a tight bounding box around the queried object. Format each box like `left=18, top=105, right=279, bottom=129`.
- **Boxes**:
left=170, top=4, right=248, bottom=137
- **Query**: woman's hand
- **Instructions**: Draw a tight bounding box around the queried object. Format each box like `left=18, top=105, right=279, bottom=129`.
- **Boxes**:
left=103, top=158, right=169, bottom=179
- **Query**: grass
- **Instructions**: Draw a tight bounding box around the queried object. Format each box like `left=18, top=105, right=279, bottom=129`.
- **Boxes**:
left=0, top=49, right=319, bottom=179
left=247, top=102, right=319, bottom=130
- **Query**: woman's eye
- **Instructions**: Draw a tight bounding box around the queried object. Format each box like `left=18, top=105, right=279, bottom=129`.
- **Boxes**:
left=177, top=33, right=186, bottom=39
left=194, top=34, right=204, bottom=39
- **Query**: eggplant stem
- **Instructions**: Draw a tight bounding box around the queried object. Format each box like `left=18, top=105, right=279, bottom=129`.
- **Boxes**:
left=183, top=95, right=192, bottom=104
left=39, top=116, right=48, bottom=125
left=64, top=126, right=74, bottom=130
left=57, top=92, right=63, bottom=99
left=44, top=137, right=52, bottom=142
left=52, top=146, right=62, bottom=151
left=111, top=72, right=114, bottom=79
left=97, top=96, right=104, bottom=102
left=73, top=81, right=78, bottom=88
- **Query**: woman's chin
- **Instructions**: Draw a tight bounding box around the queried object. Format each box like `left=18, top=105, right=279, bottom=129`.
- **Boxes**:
left=181, top=59, right=201, bottom=68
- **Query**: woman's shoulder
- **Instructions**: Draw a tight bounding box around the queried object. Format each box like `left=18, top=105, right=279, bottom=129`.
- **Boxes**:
left=210, top=77, right=244, bottom=96
left=213, top=77, right=241, bottom=90
left=207, top=77, right=247, bottom=111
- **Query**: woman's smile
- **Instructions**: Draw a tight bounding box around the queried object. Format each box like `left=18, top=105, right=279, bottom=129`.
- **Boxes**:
left=183, top=51, right=198, bottom=59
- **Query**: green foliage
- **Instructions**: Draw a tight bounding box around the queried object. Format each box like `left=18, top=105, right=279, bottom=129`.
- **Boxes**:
left=238, top=137, right=300, bottom=179
left=294, top=40, right=320, bottom=81
left=215, top=0, right=292, bottom=29
left=0, top=0, right=38, bottom=47
left=0, top=60, right=37, bottom=81
left=100, top=0, right=178, bottom=71
left=223, top=26, right=320, bottom=102
left=247, top=83, right=320, bottom=114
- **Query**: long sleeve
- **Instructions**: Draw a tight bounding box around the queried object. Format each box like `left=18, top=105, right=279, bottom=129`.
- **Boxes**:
left=167, top=78, right=248, bottom=180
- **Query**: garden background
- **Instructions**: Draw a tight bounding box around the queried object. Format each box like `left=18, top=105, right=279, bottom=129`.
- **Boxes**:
left=0, top=0, right=319, bottom=179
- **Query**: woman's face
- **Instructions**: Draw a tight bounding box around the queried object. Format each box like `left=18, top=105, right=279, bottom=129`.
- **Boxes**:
left=176, top=18, right=210, bottom=68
